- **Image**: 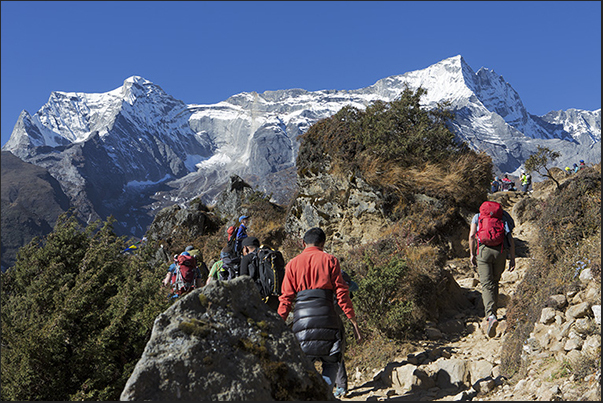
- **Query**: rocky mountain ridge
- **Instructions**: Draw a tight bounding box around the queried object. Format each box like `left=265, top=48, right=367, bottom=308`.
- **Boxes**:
left=3, top=56, right=600, bottom=240
left=0, top=151, right=71, bottom=271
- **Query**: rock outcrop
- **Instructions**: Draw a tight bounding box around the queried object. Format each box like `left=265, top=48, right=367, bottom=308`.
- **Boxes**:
left=286, top=165, right=392, bottom=253
left=145, top=200, right=221, bottom=244
left=120, top=276, right=333, bottom=401
left=210, top=174, right=256, bottom=221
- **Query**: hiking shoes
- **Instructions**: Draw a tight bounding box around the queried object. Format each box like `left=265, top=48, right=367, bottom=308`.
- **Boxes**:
left=487, top=315, right=498, bottom=338
left=334, top=387, right=348, bottom=398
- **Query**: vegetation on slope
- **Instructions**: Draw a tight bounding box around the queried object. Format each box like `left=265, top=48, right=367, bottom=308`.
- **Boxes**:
left=1, top=214, right=171, bottom=401
left=501, top=164, right=601, bottom=380
left=297, top=86, right=493, bottom=215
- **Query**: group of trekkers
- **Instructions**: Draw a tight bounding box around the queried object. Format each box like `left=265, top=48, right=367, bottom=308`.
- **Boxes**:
left=565, top=159, right=587, bottom=175
left=160, top=215, right=360, bottom=398
left=492, top=160, right=589, bottom=194
left=490, top=171, right=531, bottom=193
left=159, top=177, right=521, bottom=398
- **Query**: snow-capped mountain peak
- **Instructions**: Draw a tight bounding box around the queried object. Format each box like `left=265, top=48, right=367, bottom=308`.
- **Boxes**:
left=2, top=55, right=599, bottom=238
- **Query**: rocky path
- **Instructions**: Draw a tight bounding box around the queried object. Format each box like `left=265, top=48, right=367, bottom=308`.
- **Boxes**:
left=337, top=191, right=600, bottom=401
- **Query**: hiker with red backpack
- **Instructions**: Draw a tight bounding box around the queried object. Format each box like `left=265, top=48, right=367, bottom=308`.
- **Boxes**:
left=468, top=201, right=516, bottom=338
left=161, top=247, right=204, bottom=297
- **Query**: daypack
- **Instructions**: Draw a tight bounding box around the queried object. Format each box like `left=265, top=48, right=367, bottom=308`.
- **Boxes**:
left=226, top=225, right=239, bottom=251
left=476, top=201, right=505, bottom=249
left=172, top=253, right=198, bottom=295
left=219, top=254, right=241, bottom=281
left=250, top=247, right=286, bottom=301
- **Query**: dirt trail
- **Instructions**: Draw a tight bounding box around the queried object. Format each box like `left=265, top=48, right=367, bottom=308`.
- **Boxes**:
left=340, top=191, right=537, bottom=401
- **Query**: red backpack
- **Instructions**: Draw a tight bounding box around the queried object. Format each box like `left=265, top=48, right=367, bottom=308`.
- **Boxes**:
left=172, top=254, right=198, bottom=295
left=476, top=201, right=505, bottom=250
left=226, top=225, right=239, bottom=248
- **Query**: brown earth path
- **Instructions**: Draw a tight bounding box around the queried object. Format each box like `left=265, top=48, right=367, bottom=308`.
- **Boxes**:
left=337, top=190, right=547, bottom=401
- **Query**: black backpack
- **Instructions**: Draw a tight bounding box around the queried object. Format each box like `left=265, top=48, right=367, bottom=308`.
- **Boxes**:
left=250, top=247, right=286, bottom=301
left=219, top=254, right=241, bottom=281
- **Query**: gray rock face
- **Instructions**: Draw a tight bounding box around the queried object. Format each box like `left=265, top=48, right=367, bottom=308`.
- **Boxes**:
left=145, top=201, right=220, bottom=244
left=0, top=151, right=72, bottom=270
left=120, top=276, right=333, bottom=401
left=286, top=165, right=391, bottom=251
left=210, top=175, right=255, bottom=221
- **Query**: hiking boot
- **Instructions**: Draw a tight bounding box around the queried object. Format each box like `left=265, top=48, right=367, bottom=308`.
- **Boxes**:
left=487, top=315, right=498, bottom=338
left=334, top=387, right=347, bottom=398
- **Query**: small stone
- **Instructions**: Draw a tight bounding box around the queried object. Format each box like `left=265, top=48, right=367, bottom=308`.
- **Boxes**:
left=547, top=294, right=568, bottom=310
left=566, top=302, right=590, bottom=320
left=591, top=305, right=601, bottom=325
left=540, top=307, right=556, bottom=324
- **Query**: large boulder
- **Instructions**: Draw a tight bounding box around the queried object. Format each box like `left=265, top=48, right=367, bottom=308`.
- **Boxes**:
left=120, top=276, right=333, bottom=401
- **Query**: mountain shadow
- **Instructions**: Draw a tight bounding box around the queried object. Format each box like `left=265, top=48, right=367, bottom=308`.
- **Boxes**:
left=1, top=151, right=71, bottom=271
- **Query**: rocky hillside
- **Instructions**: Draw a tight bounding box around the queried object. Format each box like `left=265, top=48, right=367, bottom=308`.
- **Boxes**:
left=120, top=163, right=600, bottom=401
left=337, top=183, right=601, bottom=401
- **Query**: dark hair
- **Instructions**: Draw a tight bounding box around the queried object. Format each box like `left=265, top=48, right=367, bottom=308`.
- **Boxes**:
left=241, top=236, right=260, bottom=248
left=303, top=227, right=326, bottom=246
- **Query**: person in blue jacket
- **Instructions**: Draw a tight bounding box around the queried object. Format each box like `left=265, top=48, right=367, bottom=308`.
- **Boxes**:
left=234, top=215, right=249, bottom=254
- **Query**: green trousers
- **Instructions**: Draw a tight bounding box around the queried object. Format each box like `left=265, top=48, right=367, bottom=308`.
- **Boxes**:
left=476, top=244, right=507, bottom=318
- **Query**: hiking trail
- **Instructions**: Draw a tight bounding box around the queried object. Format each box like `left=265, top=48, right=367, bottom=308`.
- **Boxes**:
left=339, top=191, right=554, bottom=401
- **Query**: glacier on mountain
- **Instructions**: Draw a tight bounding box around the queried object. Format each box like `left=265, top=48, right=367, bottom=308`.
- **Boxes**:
left=2, top=55, right=600, bottom=238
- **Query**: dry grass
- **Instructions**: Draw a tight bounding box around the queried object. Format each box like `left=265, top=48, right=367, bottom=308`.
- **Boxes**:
left=500, top=164, right=601, bottom=380
left=406, top=152, right=492, bottom=207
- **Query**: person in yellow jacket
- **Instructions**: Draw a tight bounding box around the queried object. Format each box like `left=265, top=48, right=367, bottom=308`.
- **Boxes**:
left=520, top=170, right=531, bottom=192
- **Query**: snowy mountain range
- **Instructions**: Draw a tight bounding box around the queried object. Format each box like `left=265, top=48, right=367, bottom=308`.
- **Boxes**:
left=2, top=55, right=600, bottom=238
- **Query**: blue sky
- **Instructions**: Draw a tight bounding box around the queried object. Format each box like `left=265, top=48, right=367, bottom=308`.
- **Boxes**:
left=1, top=1, right=601, bottom=147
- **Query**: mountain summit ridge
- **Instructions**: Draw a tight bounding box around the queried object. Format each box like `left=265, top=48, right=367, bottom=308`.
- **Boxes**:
left=2, top=55, right=600, bottom=239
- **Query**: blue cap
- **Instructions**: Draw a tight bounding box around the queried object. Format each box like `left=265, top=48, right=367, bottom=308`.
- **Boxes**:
left=239, top=215, right=249, bottom=222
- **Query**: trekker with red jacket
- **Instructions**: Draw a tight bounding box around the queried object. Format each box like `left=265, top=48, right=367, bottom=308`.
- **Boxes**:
left=278, top=227, right=361, bottom=398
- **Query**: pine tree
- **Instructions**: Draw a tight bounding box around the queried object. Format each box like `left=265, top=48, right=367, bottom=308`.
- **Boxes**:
left=1, top=213, right=170, bottom=401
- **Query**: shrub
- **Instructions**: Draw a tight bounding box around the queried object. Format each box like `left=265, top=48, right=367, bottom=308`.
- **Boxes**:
left=524, top=146, right=562, bottom=188
left=500, top=165, right=601, bottom=380
left=354, top=256, right=414, bottom=339
left=297, top=86, right=471, bottom=179
left=296, top=87, right=492, bottom=225
left=0, top=213, right=171, bottom=401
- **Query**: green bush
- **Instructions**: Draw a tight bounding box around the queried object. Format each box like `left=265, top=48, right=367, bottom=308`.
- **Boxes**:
left=1, top=213, right=170, bottom=401
left=297, top=87, right=463, bottom=176
left=354, top=256, right=415, bottom=339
